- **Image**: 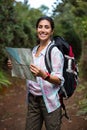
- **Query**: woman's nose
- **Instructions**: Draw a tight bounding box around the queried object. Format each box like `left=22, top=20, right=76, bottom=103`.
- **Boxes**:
left=41, top=27, right=46, bottom=32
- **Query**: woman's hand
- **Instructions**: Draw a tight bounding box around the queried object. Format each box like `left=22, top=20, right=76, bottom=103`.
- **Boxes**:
left=30, top=64, right=47, bottom=79
left=30, top=64, right=61, bottom=84
left=7, top=59, right=12, bottom=70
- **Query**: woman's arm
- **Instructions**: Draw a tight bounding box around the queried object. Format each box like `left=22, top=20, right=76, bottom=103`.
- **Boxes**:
left=30, top=64, right=61, bottom=85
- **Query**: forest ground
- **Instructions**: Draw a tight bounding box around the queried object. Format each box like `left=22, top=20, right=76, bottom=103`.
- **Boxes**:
left=0, top=77, right=87, bottom=130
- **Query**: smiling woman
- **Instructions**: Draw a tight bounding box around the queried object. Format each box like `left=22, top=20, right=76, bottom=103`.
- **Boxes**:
left=7, top=15, right=64, bottom=130
left=25, top=15, right=64, bottom=130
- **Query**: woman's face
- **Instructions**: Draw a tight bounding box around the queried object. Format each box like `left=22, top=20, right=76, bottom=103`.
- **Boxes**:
left=36, top=19, right=53, bottom=43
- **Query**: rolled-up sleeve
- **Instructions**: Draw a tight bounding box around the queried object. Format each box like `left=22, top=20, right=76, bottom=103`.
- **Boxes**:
left=50, top=47, right=64, bottom=86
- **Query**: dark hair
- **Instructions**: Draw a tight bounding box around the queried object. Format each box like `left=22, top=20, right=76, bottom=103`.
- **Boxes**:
left=36, top=16, right=54, bottom=30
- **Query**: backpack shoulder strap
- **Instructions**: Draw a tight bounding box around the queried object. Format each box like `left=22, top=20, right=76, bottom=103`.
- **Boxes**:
left=45, top=42, right=55, bottom=73
left=45, top=36, right=70, bottom=73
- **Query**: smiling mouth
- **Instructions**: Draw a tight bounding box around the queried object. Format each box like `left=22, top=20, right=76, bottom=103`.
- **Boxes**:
left=40, top=33, right=47, bottom=37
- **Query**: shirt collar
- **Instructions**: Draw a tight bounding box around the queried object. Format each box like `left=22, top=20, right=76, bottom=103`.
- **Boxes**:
left=32, top=41, right=52, bottom=56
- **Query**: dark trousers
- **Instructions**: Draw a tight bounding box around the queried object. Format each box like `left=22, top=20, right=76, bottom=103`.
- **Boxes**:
left=25, top=93, right=62, bottom=130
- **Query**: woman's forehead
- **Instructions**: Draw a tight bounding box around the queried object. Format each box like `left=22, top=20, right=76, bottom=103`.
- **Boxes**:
left=38, top=20, right=51, bottom=25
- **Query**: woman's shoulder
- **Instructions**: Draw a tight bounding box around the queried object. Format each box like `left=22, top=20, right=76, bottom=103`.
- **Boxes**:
left=52, top=46, right=63, bottom=55
left=51, top=45, right=64, bottom=60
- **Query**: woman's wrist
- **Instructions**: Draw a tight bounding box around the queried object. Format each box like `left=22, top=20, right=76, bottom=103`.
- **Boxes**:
left=42, top=71, right=50, bottom=80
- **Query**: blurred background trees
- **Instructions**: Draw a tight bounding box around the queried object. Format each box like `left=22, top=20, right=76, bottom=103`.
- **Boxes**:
left=0, top=0, right=86, bottom=77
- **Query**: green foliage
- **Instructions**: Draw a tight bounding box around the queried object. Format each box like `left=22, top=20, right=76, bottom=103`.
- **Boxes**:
left=72, top=1, right=87, bottom=17
left=0, top=0, right=16, bottom=45
left=12, top=3, right=42, bottom=48
left=0, top=0, right=43, bottom=68
left=0, top=70, right=11, bottom=89
left=53, top=2, right=82, bottom=60
left=0, top=0, right=17, bottom=67
left=81, top=17, right=87, bottom=39
left=52, top=0, right=87, bottom=61
left=63, top=26, right=82, bottom=60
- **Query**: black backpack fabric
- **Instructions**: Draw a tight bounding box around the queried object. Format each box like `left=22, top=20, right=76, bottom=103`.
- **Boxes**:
left=45, top=36, right=79, bottom=119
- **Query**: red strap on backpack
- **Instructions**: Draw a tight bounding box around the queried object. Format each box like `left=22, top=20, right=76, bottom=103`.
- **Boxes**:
left=69, top=46, right=74, bottom=57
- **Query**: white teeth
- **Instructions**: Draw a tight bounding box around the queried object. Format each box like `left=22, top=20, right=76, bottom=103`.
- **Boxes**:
left=40, top=34, right=46, bottom=37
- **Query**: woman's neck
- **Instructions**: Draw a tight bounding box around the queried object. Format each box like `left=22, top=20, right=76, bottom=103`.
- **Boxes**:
left=39, top=39, right=51, bottom=47
left=35, top=39, right=51, bottom=57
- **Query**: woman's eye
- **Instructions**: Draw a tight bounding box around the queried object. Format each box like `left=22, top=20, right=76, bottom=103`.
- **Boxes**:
left=38, top=25, right=50, bottom=29
left=45, top=25, right=50, bottom=29
left=38, top=25, right=42, bottom=29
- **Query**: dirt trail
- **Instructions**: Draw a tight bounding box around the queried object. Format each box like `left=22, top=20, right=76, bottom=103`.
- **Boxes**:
left=0, top=78, right=87, bottom=130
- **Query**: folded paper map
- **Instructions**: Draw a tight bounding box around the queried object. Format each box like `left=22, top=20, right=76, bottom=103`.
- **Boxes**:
left=5, top=47, right=36, bottom=81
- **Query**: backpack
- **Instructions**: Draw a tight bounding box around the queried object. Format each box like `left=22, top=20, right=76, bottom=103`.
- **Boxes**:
left=45, top=36, right=79, bottom=119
